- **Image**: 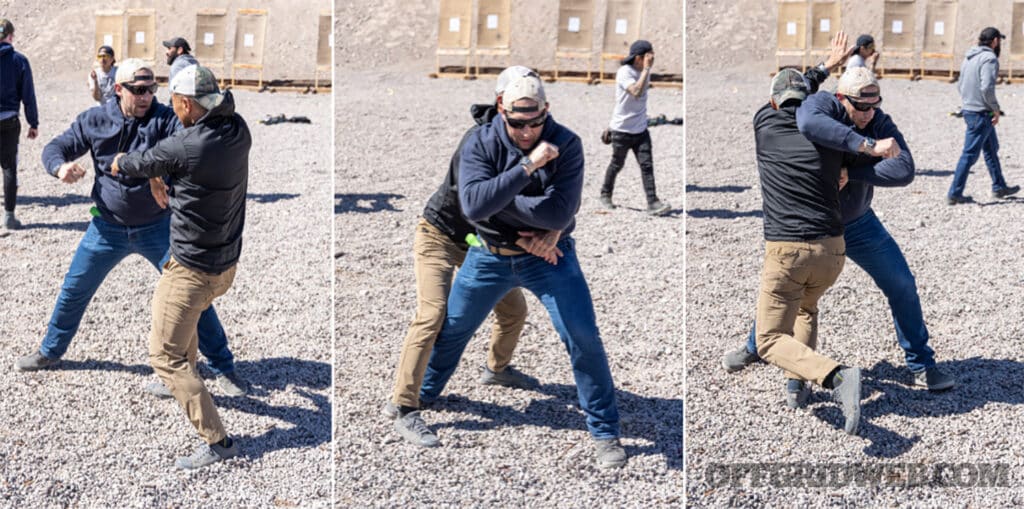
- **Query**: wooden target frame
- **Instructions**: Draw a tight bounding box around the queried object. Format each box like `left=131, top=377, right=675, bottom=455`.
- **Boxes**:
left=435, top=0, right=473, bottom=78
left=600, top=0, right=643, bottom=82
left=95, top=10, right=124, bottom=60
left=231, top=9, right=268, bottom=88
left=776, top=1, right=809, bottom=71
left=554, top=0, right=595, bottom=82
left=315, top=11, right=332, bottom=91
left=808, top=1, right=840, bottom=65
left=125, top=9, right=156, bottom=65
left=474, top=0, right=512, bottom=77
left=195, top=8, right=228, bottom=82
left=879, top=0, right=917, bottom=79
left=1009, top=2, right=1024, bottom=82
left=919, top=0, right=957, bottom=81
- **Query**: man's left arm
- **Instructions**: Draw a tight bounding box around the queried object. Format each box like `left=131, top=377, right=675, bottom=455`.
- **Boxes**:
left=846, top=114, right=914, bottom=187
left=502, top=137, right=584, bottom=231
left=980, top=58, right=1001, bottom=115
left=796, top=94, right=866, bottom=153
left=112, top=135, right=189, bottom=179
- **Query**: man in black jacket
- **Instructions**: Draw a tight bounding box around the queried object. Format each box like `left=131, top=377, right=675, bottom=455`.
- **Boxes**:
left=112, top=64, right=251, bottom=469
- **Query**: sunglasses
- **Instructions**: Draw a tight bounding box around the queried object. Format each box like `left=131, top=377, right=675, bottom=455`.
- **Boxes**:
left=847, top=96, right=882, bottom=112
left=96, top=54, right=112, bottom=59
left=122, top=82, right=158, bottom=96
left=505, top=111, right=547, bottom=129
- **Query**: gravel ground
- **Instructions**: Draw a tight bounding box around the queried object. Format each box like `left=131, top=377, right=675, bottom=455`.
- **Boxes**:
left=0, top=82, right=332, bottom=506
left=685, top=70, right=1024, bottom=506
left=334, top=70, right=683, bottom=506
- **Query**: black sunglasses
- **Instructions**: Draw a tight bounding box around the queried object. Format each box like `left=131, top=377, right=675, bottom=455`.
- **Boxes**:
left=505, top=111, right=547, bottom=129
left=122, top=82, right=158, bottom=96
left=847, top=96, right=882, bottom=112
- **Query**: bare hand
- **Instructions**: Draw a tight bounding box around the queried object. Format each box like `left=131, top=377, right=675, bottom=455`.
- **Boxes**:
left=57, top=162, right=87, bottom=183
left=90, top=69, right=97, bottom=80
left=516, top=229, right=563, bottom=265
left=867, top=137, right=900, bottom=159
left=27, top=128, right=37, bottom=140
left=824, top=30, right=850, bottom=70
left=110, top=153, right=124, bottom=176
left=839, top=168, right=849, bottom=190
left=643, top=52, right=655, bottom=69
left=525, top=141, right=559, bottom=173
left=992, top=110, right=1000, bottom=126
left=149, top=178, right=170, bottom=209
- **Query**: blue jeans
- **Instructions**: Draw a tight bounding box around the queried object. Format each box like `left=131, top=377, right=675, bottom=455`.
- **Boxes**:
left=38, top=215, right=236, bottom=375
left=420, top=237, right=621, bottom=439
left=948, top=111, right=1007, bottom=197
left=747, top=209, right=936, bottom=372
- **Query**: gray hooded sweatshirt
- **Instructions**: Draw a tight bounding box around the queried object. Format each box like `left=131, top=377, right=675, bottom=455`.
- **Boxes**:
left=959, top=45, right=1000, bottom=113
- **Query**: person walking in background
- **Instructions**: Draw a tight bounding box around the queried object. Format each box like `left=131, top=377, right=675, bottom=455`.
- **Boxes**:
left=89, top=45, right=118, bottom=104
left=947, top=27, right=1018, bottom=205
left=847, top=34, right=879, bottom=73
left=0, top=18, right=39, bottom=230
left=599, top=39, right=671, bottom=216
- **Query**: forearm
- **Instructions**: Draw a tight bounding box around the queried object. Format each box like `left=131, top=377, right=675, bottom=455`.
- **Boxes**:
left=117, top=150, right=171, bottom=179
left=460, top=168, right=532, bottom=221
left=796, top=101, right=864, bottom=153
left=627, top=68, right=652, bottom=97
left=847, top=152, right=914, bottom=187
left=503, top=194, right=577, bottom=230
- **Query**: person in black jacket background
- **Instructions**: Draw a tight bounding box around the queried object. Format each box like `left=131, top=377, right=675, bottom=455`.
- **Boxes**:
left=113, top=64, right=251, bottom=470
left=0, top=18, right=39, bottom=230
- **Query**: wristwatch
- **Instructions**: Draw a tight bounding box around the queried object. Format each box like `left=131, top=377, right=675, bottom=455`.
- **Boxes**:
left=861, top=137, right=876, bottom=152
left=520, top=155, right=533, bottom=173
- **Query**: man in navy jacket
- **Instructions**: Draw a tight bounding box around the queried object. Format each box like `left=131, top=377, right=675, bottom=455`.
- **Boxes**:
left=0, top=18, right=39, bottom=229
left=14, top=59, right=248, bottom=399
left=404, top=74, right=627, bottom=469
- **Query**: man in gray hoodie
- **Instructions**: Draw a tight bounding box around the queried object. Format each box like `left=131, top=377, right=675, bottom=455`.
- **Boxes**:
left=947, top=27, right=1018, bottom=204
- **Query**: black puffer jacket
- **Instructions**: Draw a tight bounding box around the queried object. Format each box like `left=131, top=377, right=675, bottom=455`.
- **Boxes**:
left=117, top=91, right=251, bottom=274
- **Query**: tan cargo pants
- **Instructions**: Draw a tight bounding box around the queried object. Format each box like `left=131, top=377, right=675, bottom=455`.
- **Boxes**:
left=391, top=219, right=527, bottom=408
left=755, top=236, right=845, bottom=386
left=150, top=256, right=236, bottom=444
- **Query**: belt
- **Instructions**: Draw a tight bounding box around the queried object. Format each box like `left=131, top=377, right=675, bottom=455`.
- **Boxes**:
left=481, top=238, right=525, bottom=256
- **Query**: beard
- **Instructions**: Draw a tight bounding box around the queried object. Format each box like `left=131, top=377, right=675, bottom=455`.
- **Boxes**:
left=994, top=44, right=1001, bottom=58
left=166, top=52, right=177, bottom=65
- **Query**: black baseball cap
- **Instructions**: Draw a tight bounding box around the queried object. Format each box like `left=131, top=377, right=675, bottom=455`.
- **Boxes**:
left=98, top=45, right=115, bottom=57
left=162, top=37, right=191, bottom=52
left=979, top=27, right=1005, bottom=43
left=855, top=34, right=875, bottom=49
left=621, top=39, right=654, bottom=65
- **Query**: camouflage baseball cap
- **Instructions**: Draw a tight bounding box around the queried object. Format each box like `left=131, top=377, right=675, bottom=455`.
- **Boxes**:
left=170, top=64, right=224, bottom=110
left=770, top=68, right=808, bottom=106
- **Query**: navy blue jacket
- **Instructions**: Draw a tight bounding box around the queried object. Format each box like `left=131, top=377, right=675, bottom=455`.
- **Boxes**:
left=41, top=98, right=181, bottom=226
left=797, top=92, right=914, bottom=224
left=0, top=42, right=39, bottom=127
left=459, top=113, right=584, bottom=249
left=117, top=92, right=250, bottom=274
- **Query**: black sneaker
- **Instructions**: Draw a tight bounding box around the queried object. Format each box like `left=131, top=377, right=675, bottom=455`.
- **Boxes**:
left=721, top=346, right=758, bottom=373
left=912, top=366, right=955, bottom=391
left=599, top=195, right=616, bottom=210
left=479, top=365, right=538, bottom=389
left=992, top=185, right=1021, bottom=199
left=946, top=194, right=973, bottom=205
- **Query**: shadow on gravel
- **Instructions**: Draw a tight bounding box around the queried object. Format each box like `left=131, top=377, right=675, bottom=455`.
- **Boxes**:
left=685, top=185, right=752, bottom=193
left=810, top=358, right=1024, bottom=458
left=18, top=194, right=92, bottom=206
left=335, top=193, right=404, bottom=214
left=686, top=208, right=763, bottom=219
left=22, top=221, right=91, bottom=231
left=215, top=357, right=331, bottom=460
left=915, top=168, right=955, bottom=177
left=431, top=384, right=683, bottom=469
left=248, top=193, right=300, bottom=204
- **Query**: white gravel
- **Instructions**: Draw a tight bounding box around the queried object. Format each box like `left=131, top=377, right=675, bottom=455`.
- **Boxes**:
left=334, top=70, right=683, bottom=507
left=0, top=81, right=332, bottom=506
left=685, top=69, right=1024, bottom=507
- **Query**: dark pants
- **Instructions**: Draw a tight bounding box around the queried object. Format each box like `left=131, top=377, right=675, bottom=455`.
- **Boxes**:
left=0, top=117, right=20, bottom=212
left=601, top=129, right=659, bottom=204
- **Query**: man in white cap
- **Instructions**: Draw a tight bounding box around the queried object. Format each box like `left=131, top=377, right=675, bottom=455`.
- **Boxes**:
left=112, top=64, right=251, bottom=470
left=386, top=66, right=539, bottom=445
left=410, top=73, right=628, bottom=469
left=18, top=58, right=248, bottom=402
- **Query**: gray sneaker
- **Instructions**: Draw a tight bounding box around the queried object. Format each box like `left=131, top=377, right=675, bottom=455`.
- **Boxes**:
left=144, top=381, right=173, bottom=399
left=14, top=352, right=58, bottom=371
left=3, top=214, right=22, bottom=230
left=599, top=195, right=616, bottom=210
left=913, top=366, right=955, bottom=391
left=175, top=438, right=240, bottom=470
left=647, top=200, right=671, bottom=216
left=830, top=367, right=862, bottom=435
left=217, top=371, right=249, bottom=396
left=394, top=410, right=440, bottom=448
left=594, top=438, right=627, bottom=468
left=721, top=346, right=758, bottom=373
left=480, top=365, right=538, bottom=389
left=786, top=379, right=810, bottom=409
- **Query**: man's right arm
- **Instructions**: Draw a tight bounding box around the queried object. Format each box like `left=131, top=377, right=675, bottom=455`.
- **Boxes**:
left=795, top=94, right=866, bottom=153
left=459, top=134, right=532, bottom=221
left=41, top=114, right=91, bottom=177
